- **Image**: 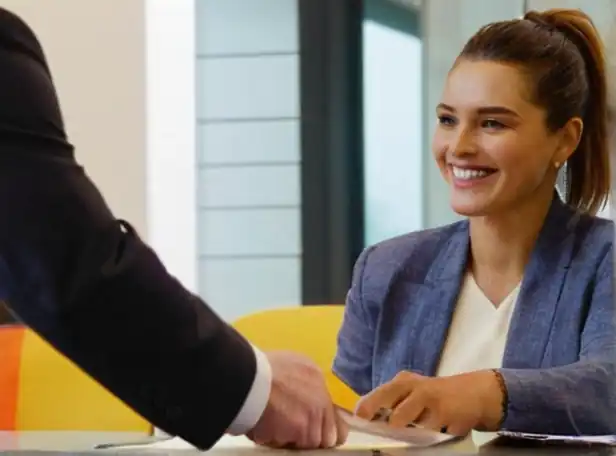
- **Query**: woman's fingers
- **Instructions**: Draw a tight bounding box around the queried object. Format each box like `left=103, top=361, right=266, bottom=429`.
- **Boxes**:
left=414, top=408, right=445, bottom=433
left=388, top=389, right=428, bottom=427
left=355, top=371, right=420, bottom=421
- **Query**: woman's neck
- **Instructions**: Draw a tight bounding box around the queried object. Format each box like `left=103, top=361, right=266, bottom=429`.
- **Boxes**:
left=469, top=189, right=555, bottom=278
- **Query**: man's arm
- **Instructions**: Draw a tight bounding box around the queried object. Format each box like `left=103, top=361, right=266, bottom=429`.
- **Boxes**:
left=227, top=346, right=272, bottom=435
left=0, top=5, right=345, bottom=448
left=0, top=300, right=15, bottom=324
left=0, top=161, right=262, bottom=449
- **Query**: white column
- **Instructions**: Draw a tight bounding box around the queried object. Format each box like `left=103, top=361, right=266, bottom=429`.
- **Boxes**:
left=145, top=0, right=198, bottom=291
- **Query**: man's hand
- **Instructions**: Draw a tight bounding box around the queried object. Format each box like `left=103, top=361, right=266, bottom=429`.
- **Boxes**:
left=245, top=351, right=348, bottom=449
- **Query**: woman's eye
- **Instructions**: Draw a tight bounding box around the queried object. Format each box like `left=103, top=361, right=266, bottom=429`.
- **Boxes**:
left=482, top=119, right=506, bottom=129
left=437, top=115, right=456, bottom=126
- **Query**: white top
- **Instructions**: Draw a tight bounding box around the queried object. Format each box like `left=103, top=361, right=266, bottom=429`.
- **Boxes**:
left=436, top=272, right=521, bottom=445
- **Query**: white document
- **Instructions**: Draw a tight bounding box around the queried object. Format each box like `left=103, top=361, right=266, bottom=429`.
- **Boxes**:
left=336, top=407, right=458, bottom=447
left=101, top=410, right=458, bottom=452
left=103, top=433, right=412, bottom=451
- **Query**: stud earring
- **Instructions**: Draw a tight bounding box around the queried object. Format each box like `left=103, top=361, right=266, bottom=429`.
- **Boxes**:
left=554, top=161, right=560, bottom=169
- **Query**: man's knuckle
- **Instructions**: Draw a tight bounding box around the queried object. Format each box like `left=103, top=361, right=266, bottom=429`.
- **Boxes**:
left=307, top=404, right=320, bottom=423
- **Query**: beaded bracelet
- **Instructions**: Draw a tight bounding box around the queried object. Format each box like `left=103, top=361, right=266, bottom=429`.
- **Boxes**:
left=491, top=369, right=509, bottom=428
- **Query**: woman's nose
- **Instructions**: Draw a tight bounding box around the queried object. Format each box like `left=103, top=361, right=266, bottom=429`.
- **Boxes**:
left=449, top=128, right=477, bottom=157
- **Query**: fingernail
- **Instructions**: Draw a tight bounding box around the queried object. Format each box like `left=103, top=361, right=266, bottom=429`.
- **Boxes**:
left=326, top=429, right=337, bottom=448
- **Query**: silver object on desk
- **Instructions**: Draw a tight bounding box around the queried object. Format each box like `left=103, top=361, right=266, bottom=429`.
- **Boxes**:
left=94, top=435, right=174, bottom=450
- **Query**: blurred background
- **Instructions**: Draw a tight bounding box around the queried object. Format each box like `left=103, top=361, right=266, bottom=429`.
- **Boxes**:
left=0, top=0, right=613, bottom=324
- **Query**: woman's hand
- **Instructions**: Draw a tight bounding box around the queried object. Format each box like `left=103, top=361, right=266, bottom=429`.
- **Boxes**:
left=355, top=370, right=505, bottom=436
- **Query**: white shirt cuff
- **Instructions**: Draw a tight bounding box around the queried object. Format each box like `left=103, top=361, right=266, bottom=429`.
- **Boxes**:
left=227, top=344, right=272, bottom=435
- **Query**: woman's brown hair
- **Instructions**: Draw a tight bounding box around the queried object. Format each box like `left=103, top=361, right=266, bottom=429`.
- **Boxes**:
left=458, top=8, right=610, bottom=215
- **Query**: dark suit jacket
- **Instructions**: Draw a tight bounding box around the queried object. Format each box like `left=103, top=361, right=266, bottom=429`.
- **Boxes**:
left=0, top=300, right=14, bottom=324
left=334, top=195, right=615, bottom=435
left=0, top=8, right=255, bottom=449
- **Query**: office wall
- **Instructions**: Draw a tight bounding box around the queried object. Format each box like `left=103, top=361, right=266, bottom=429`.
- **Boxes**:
left=0, top=0, right=198, bottom=292
left=0, top=0, right=148, bottom=230
left=195, top=0, right=301, bottom=321
left=4, top=0, right=300, bottom=323
left=528, top=0, right=614, bottom=34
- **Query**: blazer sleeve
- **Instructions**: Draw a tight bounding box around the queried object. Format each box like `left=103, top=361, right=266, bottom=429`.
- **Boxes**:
left=0, top=299, right=14, bottom=324
left=498, top=247, right=616, bottom=435
left=332, top=246, right=377, bottom=397
left=0, top=159, right=257, bottom=450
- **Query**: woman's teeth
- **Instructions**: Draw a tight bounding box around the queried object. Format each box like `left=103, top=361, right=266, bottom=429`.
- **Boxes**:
left=452, top=166, right=491, bottom=180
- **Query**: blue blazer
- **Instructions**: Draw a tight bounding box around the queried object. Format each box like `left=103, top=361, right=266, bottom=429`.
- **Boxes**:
left=333, top=196, right=615, bottom=435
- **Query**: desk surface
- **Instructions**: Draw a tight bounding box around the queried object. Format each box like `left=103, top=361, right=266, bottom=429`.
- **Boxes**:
left=0, top=431, right=614, bottom=456
left=0, top=431, right=144, bottom=452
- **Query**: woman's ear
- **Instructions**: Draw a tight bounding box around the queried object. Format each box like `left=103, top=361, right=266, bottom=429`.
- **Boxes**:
left=554, top=117, right=583, bottom=164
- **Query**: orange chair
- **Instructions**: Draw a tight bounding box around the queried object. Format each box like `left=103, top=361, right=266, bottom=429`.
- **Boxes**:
left=0, top=325, right=23, bottom=430
left=232, top=305, right=360, bottom=411
left=0, top=324, right=151, bottom=432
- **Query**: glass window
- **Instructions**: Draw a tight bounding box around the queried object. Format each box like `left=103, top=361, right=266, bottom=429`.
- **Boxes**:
left=362, top=0, right=423, bottom=246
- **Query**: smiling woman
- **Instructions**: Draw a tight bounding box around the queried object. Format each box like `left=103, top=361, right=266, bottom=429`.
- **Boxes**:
left=438, top=10, right=609, bottom=218
left=333, top=6, right=615, bottom=444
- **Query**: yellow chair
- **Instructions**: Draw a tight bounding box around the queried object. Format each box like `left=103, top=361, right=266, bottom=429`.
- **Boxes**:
left=232, top=305, right=359, bottom=411
left=0, top=325, right=151, bottom=432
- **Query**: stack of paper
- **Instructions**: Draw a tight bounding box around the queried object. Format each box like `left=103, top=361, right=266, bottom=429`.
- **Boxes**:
left=104, top=433, right=411, bottom=451
left=98, top=410, right=459, bottom=451
left=336, top=407, right=458, bottom=447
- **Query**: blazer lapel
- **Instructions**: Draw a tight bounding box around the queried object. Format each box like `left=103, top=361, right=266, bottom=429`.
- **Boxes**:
left=502, top=197, right=578, bottom=369
left=408, top=222, right=470, bottom=376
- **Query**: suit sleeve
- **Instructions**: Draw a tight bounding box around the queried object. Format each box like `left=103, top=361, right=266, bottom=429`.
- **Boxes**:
left=498, top=247, right=616, bottom=435
left=0, top=159, right=258, bottom=450
left=0, top=299, right=14, bottom=324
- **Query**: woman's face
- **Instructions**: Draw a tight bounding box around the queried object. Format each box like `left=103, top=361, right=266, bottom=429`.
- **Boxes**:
left=432, top=59, right=571, bottom=217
